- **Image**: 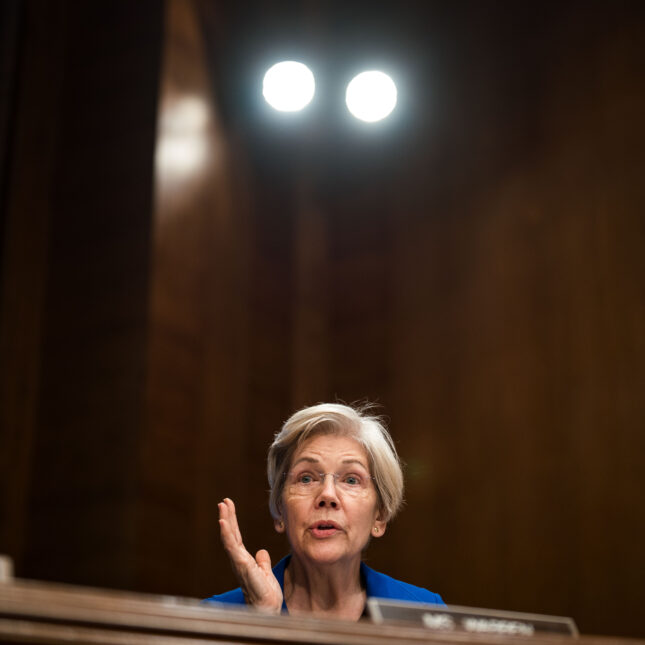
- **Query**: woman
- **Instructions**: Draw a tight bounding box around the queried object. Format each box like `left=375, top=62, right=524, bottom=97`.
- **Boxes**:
left=204, top=403, right=444, bottom=620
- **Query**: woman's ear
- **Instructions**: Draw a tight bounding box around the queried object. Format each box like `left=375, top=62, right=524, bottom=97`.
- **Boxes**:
left=372, top=510, right=387, bottom=538
left=273, top=498, right=286, bottom=533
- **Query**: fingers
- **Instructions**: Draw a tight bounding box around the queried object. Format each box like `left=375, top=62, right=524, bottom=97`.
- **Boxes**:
left=218, top=498, right=250, bottom=565
left=221, top=498, right=243, bottom=544
left=219, top=499, right=241, bottom=542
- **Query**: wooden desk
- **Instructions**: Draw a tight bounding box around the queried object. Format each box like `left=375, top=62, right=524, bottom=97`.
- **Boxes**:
left=0, top=576, right=642, bottom=645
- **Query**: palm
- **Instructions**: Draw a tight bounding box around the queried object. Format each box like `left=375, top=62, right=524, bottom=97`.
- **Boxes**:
left=218, top=498, right=283, bottom=612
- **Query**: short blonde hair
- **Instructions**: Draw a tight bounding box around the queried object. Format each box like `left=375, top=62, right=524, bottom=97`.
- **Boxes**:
left=267, top=403, right=404, bottom=521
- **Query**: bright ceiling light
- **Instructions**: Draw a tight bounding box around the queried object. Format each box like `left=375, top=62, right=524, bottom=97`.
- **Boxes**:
left=263, top=61, right=315, bottom=112
left=345, top=70, right=397, bottom=122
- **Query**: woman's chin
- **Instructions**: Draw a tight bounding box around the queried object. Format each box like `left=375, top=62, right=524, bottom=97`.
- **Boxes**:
left=299, top=542, right=352, bottom=566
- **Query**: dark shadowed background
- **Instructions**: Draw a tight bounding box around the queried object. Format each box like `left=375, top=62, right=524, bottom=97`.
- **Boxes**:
left=1, top=0, right=644, bottom=638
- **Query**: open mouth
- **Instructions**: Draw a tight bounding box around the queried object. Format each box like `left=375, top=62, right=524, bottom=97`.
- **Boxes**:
left=310, top=522, right=341, bottom=538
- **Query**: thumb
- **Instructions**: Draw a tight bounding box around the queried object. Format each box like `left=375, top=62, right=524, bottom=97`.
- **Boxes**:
left=255, top=549, right=272, bottom=574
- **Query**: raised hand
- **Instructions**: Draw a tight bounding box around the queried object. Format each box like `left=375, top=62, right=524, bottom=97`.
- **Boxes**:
left=218, top=498, right=283, bottom=613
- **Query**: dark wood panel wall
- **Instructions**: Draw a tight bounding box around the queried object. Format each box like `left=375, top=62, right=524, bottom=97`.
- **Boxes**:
left=1, top=0, right=644, bottom=639
left=0, top=0, right=163, bottom=589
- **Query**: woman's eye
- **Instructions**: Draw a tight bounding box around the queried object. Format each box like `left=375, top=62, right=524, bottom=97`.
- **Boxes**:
left=344, top=474, right=361, bottom=486
left=298, top=473, right=314, bottom=484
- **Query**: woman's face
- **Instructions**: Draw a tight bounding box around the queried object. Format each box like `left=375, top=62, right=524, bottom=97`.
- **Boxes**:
left=275, top=433, right=387, bottom=567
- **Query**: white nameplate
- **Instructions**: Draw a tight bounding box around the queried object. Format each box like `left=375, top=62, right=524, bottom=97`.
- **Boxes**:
left=367, top=599, right=578, bottom=637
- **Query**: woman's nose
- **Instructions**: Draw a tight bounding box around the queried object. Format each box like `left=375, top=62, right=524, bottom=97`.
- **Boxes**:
left=317, top=474, right=339, bottom=507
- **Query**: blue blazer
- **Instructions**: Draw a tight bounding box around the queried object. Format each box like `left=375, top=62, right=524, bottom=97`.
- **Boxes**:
left=203, top=555, right=444, bottom=611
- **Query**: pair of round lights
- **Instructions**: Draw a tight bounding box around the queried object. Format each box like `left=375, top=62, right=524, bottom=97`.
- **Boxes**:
left=262, top=61, right=397, bottom=123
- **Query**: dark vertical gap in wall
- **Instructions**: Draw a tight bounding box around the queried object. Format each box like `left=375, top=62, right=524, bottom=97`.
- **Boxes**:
left=0, top=0, right=26, bottom=286
left=0, top=0, right=71, bottom=579
left=19, top=0, right=163, bottom=589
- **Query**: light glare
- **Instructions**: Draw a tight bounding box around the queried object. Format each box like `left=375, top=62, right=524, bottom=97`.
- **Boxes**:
left=346, top=71, right=397, bottom=122
left=263, top=61, right=315, bottom=112
left=155, top=96, right=211, bottom=180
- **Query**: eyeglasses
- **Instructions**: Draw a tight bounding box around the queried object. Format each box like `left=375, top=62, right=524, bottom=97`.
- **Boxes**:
left=284, top=469, right=374, bottom=496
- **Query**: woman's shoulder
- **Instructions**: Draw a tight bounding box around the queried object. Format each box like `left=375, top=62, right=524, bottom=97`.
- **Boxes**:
left=361, top=562, right=445, bottom=605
